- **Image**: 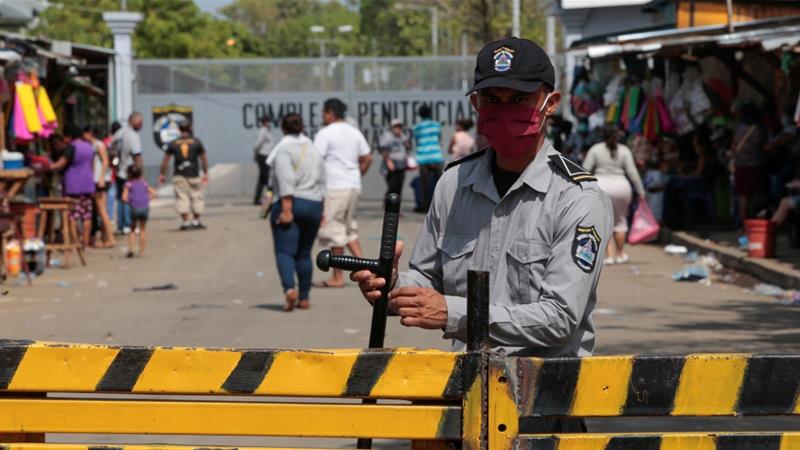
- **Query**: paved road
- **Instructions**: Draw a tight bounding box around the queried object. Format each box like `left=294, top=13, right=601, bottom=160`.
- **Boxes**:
left=5, top=199, right=800, bottom=446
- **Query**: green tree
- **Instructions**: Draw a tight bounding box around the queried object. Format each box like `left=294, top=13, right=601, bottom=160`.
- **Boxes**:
left=33, top=0, right=264, bottom=58
left=220, top=0, right=363, bottom=57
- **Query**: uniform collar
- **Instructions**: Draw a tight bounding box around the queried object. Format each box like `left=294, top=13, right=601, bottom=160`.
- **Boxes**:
left=463, top=140, right=555, bottom=201
left=518, top=140, right=555, bottom=194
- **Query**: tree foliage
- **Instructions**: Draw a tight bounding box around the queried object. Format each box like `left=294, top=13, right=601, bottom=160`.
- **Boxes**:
left=33, top=0, right=263, bottom=58
left=33, top=0, right=550, bottom=58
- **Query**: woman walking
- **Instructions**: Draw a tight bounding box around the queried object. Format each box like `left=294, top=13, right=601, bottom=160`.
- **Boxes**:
left=269, top=113, right=326, bottom=311
left=85, top=126, right=115, bottom=248
left=583, top=124, right=645, bottom=265
left=50, top=125, right=97, bottom=248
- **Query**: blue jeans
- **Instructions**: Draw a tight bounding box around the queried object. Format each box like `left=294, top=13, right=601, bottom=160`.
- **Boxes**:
left=270, top=198, right=323, bottom=300
left=106, top=181, right=116, bottom=219
left=115, top=177, right=131, bottom=231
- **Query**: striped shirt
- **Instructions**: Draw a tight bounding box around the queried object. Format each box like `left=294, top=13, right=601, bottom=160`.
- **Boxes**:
left=413, top=120, right=444, bottom=165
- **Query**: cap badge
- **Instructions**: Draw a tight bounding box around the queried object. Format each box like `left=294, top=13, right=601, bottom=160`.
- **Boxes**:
left=493, top=46, right=514, bottom=72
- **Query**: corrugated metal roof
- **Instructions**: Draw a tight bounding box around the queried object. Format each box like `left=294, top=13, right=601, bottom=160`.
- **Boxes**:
left=570, top=15, right=800, bottom=57
left=561, top=0, right=651, bottom=9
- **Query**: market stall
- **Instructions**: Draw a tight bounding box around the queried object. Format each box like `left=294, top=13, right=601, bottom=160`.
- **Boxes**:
left=564, top=16, right=800, bottom=230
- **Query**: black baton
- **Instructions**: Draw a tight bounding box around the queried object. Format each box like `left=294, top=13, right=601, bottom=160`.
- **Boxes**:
left=316, top=193, right=401, bottom=348
left=316, top=193, right=401, bottom=449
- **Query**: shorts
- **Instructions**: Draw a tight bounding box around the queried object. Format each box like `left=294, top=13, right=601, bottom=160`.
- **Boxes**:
left=69, top=195, right=94, bottom=222
left=173, top=175, right=205, bottom=215
left=597, top=175, right=633, bottom=233
left=317, top=189, right=360, bottom=248
left=734, top=165, right=766, bottom=197
left=131, top=207, right=149, bottom=222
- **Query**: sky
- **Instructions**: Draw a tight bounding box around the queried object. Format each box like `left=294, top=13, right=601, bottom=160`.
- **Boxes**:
left=194, top=0, right=232, bottom=16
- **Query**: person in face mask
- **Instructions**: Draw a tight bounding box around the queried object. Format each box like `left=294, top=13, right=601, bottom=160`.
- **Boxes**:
left=353, top=37, right=612, bottom=387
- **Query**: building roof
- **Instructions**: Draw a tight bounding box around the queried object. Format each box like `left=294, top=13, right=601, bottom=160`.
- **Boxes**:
left=570, top=14, right=800, bottom=57
left=561, top=0, right=651, bottom=9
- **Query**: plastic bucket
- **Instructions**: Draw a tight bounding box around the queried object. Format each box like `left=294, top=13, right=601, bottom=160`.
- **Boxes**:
left=745, top=219, right=776, bottom=258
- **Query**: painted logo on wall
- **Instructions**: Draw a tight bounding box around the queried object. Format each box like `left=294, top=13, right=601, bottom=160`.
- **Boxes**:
left=152, top=104, right=193, bottom=151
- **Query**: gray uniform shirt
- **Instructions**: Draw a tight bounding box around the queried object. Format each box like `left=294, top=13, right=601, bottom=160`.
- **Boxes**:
left=111, top=126, right=142, bottom=180
left=270, top=134, right=326, bottom=203
left=396, top=141, right=613, bottom=357
left=254, top=126, right=275, bottom=158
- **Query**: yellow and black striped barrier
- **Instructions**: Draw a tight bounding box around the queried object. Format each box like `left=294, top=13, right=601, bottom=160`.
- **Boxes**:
left=519, top=432, right=800, bottom=449
left=0, top=341, right=467, bottom=444
left=1, top=273, right=800, bottom=449
left=489, top=354, right=800, bottom=450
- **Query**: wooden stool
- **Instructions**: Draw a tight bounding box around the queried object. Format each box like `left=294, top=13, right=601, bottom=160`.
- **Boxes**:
left=37, top=197, right=86, bottom=268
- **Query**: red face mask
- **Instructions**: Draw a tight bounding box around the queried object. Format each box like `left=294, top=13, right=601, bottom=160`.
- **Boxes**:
left=477, top=94, right=551, bottom=158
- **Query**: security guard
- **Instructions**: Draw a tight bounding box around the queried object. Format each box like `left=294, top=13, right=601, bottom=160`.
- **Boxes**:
left=353, top=38, right=613, bottom=360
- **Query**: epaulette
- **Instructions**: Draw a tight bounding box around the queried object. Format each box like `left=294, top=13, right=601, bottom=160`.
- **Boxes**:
left=548, top=154, right=597, bottom=183
left=445, top=148, right=487, bottom=171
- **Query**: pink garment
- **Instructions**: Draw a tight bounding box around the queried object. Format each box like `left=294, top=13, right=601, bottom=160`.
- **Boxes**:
left=13, top=94, right=32, bottom=141
left=597, top=174, right=632, bottom=233
left=37, top=106, right=55, bottom=138
left=451, top=130, right=476, bottom=160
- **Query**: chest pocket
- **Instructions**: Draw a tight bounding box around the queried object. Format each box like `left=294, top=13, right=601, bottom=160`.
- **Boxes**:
left=506, top=239, right=550, bottom=304
left=437, top=235, right=477, bottom=296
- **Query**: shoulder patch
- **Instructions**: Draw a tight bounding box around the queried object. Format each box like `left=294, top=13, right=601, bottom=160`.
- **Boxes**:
left=445, top=149, right=487, bottom=171
left=572, top=225, right=601, bottom=273
left=548, top=154, right=597, bottom=183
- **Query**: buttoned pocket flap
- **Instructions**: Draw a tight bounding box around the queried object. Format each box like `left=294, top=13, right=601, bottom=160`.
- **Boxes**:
left=438, top=235, right=477, bottom=258
left=507, top=240, right=550, bottom=264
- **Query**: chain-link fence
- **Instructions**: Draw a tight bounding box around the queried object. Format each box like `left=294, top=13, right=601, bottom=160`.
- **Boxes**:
left=134, top=56, right=475, bottom=200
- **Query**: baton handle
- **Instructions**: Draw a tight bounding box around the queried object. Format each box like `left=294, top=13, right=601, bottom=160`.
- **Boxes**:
left=316, top=252, right=379, bottom=272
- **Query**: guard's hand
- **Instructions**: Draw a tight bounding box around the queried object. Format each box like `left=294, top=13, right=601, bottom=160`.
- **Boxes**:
left=158, top=174, right=166, bottom=185
left=351, top=241, right=403, bottom=304
left=389, top=287, right=447, bottom=329
left=386, top=160, right=395, bottom=172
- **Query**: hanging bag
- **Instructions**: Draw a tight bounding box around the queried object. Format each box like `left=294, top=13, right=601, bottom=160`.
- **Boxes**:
left=628, top=199, right=660, bottom=244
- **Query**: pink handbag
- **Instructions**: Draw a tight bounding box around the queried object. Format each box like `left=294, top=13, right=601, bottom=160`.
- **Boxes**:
left=628, top=199, right=660, bottom=244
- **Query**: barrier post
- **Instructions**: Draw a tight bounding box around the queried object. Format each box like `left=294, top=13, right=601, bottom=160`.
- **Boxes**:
left=462, top=270, right=490, bottom=450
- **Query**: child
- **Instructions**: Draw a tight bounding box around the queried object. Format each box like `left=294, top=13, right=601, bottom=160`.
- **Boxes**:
left=122, top=166, right=157, bottom=258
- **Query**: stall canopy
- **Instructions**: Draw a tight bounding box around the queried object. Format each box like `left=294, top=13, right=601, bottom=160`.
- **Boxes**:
left=570, top=15, right=800, bottom=58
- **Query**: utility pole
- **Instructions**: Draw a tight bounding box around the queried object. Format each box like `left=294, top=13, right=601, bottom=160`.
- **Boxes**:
left=512, top=0, right=521, bottom=37
left=431, top=6, right=439, bottom=55
left=726, top=0, right=735, bottom=33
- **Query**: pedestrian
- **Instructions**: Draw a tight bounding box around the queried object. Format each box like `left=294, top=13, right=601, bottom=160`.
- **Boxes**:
left=84, top=126, right=115, bottom=248
left=110, top=113, right=144, bottom=235
left=104, top=121, right=121, bottom=225
left=412, top=104, right=444, bottom=212
left=269, top=113, right=326, bottom=311
left=122, top=165, right=157, bottom=258
left=253, top=115, right=274, bottom=205
left=563, top=118, right=592, bottom=163
left=730, top=102, right=767, bottom=228
left=49, top=125, right=97, bottom=248
left=448, top=118, right=476, bottom=161
left=352, top=38, right=613, bottom=433
left=159, top=120, right=209, bottom=231
left=314, top=98, right=372, bottom=288
left=378, top=118, right=410, bottom=197
left=583, top=124, right=645, bottom=265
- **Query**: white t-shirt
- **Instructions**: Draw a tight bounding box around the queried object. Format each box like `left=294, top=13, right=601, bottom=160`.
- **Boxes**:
left=313, top=121, right=370, bottom=190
